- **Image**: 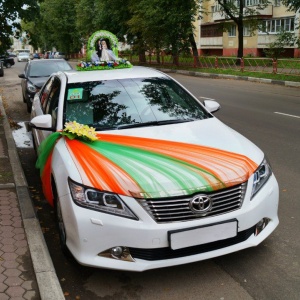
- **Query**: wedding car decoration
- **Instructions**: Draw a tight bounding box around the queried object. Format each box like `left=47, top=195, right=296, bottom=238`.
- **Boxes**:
left=36, top=123, right=258, bottom=205
left=76, top=30, right=132, bottom=71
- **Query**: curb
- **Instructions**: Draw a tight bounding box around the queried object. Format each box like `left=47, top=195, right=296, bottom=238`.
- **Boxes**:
left=0, top=96, right=65, bottom=300
left=157, top=68, right=300, bottom=88
left=69, top=59, right=300, bottom=88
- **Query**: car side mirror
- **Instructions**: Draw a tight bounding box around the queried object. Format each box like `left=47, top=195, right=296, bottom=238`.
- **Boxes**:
left=18, top=74, right=25, bottom=79
left=29, top=114, right=54, bottom=131
left=204, top=100, right=221, bottom=113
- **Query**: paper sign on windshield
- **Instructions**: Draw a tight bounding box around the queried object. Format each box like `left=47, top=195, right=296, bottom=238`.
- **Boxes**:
left=67, top=88, right=84, bottom=101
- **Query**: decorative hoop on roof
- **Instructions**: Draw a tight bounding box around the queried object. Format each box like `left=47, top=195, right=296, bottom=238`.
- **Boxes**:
left=87, top=30, right=119, bottom=61
left=77, top=30, right=132, bottom=71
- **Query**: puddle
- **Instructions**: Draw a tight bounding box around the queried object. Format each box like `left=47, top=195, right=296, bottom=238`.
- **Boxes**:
left=12, top=122, right=33, bottom=148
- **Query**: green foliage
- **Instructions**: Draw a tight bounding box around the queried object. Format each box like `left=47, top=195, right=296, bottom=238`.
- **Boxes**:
left=0, top=0, right=39, bottom=54
left=264, top=31, right=300, bottom=59
left=281, top=0, right=300, bottom=11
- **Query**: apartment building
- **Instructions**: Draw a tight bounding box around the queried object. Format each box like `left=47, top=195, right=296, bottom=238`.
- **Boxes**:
left=194, top=0, right=300, bottom=57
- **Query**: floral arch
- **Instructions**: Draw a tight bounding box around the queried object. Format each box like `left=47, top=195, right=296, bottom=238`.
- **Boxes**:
left=86, top=30, right=119, bottom=61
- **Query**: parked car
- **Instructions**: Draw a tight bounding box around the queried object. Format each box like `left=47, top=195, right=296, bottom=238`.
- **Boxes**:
left=29, top=66, right=279, bottom=271
left=31, top=53, right=40, bottom=59
left=17, top=52, right=30, bottom=62
left=0, top=55, right=15, bottom=68
left=7, top=51, right=17, bottom=57
left=54, top=52, right=66, bottom=59
left=0, top=61, right=4, bottom=77
left=18, top=59, right=73, bottom=112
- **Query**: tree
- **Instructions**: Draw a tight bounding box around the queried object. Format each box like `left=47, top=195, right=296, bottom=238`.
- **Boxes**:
left=127, top=0, right=200, bottom=64
left=0, top=0, right=39, bottom=54
left=282, top=0, right=300, bottom=11
left=200, top=0, right=269, bottom=58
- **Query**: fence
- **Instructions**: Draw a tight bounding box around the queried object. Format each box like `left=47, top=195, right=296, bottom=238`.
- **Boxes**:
left=122, top=54, right=300, bottom=77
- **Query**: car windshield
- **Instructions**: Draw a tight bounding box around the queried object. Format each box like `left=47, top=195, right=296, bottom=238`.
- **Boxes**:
left=29, top=61, right=72, bottom=77
left=64, top=77, right=211, bottom=130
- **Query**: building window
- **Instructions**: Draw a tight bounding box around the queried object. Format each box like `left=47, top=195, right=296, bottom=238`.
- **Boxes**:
left=201, top=24, right=223, bottom=37
left=245, top=0, right=265, bottom=6
left=260, top=18, right=295, bottom=34
left=274, top=0, right=281, bottom=6
left=228, top=25, right=236, bottom=37
left=243, top=25, right=251, bottom=36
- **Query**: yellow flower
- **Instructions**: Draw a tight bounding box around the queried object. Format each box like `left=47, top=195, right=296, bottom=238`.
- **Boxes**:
left=63, top=121, right=98, bottom=142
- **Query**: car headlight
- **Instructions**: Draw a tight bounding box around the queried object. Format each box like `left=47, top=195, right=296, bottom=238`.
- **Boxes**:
left=27, top=81, right=37, bottom=93
left=68, top=178, right=138, bottom=220
left=251, top=158, right=272, bottom=199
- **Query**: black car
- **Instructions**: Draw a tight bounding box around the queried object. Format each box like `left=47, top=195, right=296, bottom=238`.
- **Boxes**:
left=0, top=61, right=4, bottom=77
left=18, top=59, right=73, bottom=112
left=0, top=55, right=15, bottom=68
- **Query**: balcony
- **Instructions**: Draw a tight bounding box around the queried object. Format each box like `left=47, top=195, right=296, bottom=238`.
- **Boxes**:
left=200, top=37, right=223, bottom=48
left=212, top=5, right=273, bottom=22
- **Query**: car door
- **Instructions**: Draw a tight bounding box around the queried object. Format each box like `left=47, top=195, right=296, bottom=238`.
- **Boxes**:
left=32, top=76, right=62, bottom=148
left=21, top=62, right=29, bottom=100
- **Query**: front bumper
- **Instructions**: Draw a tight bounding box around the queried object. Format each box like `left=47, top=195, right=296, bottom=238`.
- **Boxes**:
left=60, top=174, right=279, bottom=271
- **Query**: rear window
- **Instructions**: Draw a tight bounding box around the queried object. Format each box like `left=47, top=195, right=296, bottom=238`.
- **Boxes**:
left=29, top=61, right=72, bottom=77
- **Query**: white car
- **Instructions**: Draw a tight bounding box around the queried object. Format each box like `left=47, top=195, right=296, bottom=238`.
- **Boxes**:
left=30, top=66, right=279, bottom=271
left=17, top=52, right=30, bottom=62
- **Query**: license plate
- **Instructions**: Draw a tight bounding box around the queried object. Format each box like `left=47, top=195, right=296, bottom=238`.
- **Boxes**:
left=169, top=220, right=237, bottom=250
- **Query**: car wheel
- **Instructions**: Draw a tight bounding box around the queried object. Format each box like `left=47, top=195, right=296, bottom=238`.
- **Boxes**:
left=26, top=98, right=32, bottom=113
left=5, top=62, right=11, bottom=68
left=53, top=181, right=72, bottom=257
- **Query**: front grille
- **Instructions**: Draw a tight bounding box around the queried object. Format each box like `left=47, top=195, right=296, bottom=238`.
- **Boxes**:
left=129, top=225, right=255, bottom=261
left=138, top=183, right=247, bottom=223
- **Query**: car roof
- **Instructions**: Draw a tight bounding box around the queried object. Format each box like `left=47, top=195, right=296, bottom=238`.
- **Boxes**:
left=62, top=66, right=167, bottom=83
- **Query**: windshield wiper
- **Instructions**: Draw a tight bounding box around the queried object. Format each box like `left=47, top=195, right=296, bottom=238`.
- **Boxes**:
left=117, top=119, right=195, bottom=130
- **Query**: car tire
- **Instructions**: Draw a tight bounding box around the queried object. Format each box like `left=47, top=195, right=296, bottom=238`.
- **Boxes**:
left=26, top=98, right=32, bottom=113
left=53, top=180, right=73, bottom=258
left=5, top=62, right=11, bottom=68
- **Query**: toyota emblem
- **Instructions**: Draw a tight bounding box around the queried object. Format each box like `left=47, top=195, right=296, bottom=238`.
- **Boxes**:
left=189, top=195, right=212, bottom=215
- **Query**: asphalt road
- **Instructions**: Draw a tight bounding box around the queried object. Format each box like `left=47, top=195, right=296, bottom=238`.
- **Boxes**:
left=1, top=61, right=299, bottom=300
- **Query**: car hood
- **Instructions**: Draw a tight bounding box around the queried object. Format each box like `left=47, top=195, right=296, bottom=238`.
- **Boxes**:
left=53, top=117, right=263, bottom=200
left=29, top=76, right=49, bottom=88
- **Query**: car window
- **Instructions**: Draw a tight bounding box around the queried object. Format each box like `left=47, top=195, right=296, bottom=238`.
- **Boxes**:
left=45, top=78, right=61, bottom=127
left=40, top=77, right=55, bottom=110
left=28, top=61, right=72, bottom=77
left=64, top=77, right=211, bottom=130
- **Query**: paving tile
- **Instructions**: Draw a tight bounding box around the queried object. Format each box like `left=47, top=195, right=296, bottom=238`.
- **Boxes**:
left=1, top=244, right=17, bottom=252
left=2, top=237, right=15, bottom=245
left=13, top=228, right=25, bottom=235
left=15, top=247, right=28, bottom=256
left=21, top=280, right=34, bottom=290
left=24, top=290, right=38, bottom=300
left=14, top=240, right=28, bottom=248
left=6, top=285, right=25, bottom=297
left=13, top=233, right=25, bottom=241
left=2, top=260, right=19, bottom=269
left=1, top=219, right=13, bottom=226
left=0, top=273, right=7, bottom=282
left=12, top=221, right=22, bottom=228
left=3, top=268, right=21, bottom=277
left=4, top=276, right=24, bottom=286
left=0, top=214, right=12, bottom=220
left=2, top=252, right=18, bottom=261
left=0, top=292, right=9, bottom=299
left=1, top=225, right=14, bottom=232
left=0, top=282, right=8, bottom=292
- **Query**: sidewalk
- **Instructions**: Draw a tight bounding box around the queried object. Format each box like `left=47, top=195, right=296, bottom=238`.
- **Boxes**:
left=0, top=97, right=64, bottom=300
